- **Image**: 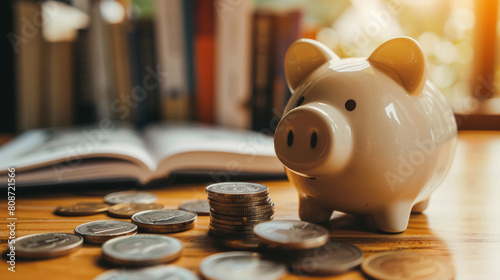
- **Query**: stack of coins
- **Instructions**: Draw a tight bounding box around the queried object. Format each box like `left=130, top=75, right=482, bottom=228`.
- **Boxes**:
left=206, top=182, right=274, bottom=237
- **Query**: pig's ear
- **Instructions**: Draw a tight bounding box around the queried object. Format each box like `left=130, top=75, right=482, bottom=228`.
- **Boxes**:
left=285, top=39, right=340, bottom=92
left=368, top=37, right=427, bottom=96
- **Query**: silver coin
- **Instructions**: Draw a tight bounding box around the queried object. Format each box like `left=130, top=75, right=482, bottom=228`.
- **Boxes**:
left=206, top=182, right=269, bottom=198
left=290, top=240, right=364, bottom=275
left=102, top=234, right=183, bottom=266
left=132, top=209, right=197, bottom=233
left=253, top=220, right=329, bottom=249
left=74, top=220, right=138, bottom=244
left=16, top=232, right=83, bottom=259
left=179, top=199, right=210, bottom=216
left=94, top=265, right=199, bottom=280
left=200, top=251, right=286, bottom=280
left=104, top=191, right=158, bottom=205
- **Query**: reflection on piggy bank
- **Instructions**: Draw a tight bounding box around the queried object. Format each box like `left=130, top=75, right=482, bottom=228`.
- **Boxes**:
left=274, top=37, right=457, bottom=233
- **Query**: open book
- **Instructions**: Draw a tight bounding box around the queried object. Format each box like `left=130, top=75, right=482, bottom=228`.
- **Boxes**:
left=0, top=122, right=284, bottom=187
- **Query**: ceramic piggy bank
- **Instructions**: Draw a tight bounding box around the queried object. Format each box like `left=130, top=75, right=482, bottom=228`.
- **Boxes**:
left=274, top=37, right=457, bottom=233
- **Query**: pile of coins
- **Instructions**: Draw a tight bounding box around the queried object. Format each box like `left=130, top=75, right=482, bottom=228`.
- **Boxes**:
left=206, top=182, right=274, bottom=237
left=14, top=186, right=456, bottom=280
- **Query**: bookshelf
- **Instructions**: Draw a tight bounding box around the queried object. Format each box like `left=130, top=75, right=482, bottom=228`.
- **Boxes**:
left=5, top=0, right=304, bottom=134
left=3, top=0, right=499, bottom=133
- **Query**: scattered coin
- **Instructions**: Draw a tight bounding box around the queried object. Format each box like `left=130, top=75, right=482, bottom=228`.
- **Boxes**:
left=361, top=251, right=455, bottom=280
left=54, top=202, right=110, bottom=216
left=206, top=182, right=274, bottom=237
left=104, top=191, right=158, bottom=205
left=179, top=199, right=210, bottom=216
left=200, top=251, right=287, bottom=280
left=94, top=265, right=200, bottom=280
left=102, top=234, right=183, bottom=266
left=131, top=209, right=197, bottom=233
left=253, top=220, right=329, bottom=249
left=108, top=203, right=164, bottom=218
left=16, top=232, right=83, bottom=259
left=290, top=239, right=364, bottom=275
left=206, top=182, right=269, bottom=199
left=74, top=220, right=138, bottom=244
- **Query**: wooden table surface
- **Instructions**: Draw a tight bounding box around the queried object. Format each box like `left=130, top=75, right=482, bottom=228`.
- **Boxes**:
left=1, top=131, right=500, bottom=279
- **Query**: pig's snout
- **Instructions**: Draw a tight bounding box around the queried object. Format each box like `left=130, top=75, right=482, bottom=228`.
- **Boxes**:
left=274, top=102, right=352, bottom=176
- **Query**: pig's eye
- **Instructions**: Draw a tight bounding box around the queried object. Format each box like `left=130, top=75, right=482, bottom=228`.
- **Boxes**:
left=345, top=99, right=356, bottom=111
left=295, top=96, right=305, bottom=107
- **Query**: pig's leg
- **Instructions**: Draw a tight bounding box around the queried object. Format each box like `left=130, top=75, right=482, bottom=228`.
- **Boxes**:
left=298, top=196, right=333, bottom=223
left=371, top=202, right=412, bottom=233
left=411, top=198, right=430, bottom=213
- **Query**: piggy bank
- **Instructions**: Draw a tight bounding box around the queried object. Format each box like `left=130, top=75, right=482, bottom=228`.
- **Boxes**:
left=274, top=37, right=457, bottom=233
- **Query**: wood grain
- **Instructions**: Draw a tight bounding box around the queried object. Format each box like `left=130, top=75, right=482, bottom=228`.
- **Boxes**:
left=1, top=131, right=500, bottom=279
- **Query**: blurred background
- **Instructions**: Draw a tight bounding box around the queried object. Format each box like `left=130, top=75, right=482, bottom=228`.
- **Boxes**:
left=1, top=0, right=499, bottom=134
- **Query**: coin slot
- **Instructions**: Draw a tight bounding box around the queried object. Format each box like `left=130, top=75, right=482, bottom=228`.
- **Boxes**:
left=310, top=131, right=317, bottom=149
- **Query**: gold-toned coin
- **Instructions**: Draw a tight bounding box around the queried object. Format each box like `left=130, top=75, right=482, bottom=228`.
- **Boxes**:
left=108, top=203, right=164, bottom=218
left=361, top=251, right=455, bottom=280
left=55, top=202, right=109, bottom=216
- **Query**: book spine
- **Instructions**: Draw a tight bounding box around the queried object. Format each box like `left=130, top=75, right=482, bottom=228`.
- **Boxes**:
left=251, top=11, right=275, bottom=132
left=108, top=16, right=133, bottom=122
left=138, top=19, right=161, bottom=125
left=154, top=0, right=191, bottom=121
left=73, top=27, right=97, bottom=125
left=14, top=0, right=43, bottom=130
left=194, top=0, right=216, bottom=124
left=1, top=0, right=16, bottom=132
left=45, top=41, right=75, bottom=127
left=88, top=1, right=115, bottom=121
left=271, top=10, right=302, bottom=129
left=214, top=0, right=252, bottom=129
left=183, top=0, right=195, bottom=117
left=127, top=10, right=146, bottom=127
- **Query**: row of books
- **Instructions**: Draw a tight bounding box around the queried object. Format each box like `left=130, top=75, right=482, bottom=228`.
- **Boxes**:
left=6, top=0, right=303, bottom=133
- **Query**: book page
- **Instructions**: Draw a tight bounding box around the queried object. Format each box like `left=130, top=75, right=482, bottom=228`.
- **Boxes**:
left=144, top=122, right=276, bottom=160
left=143, top=122, right=282, bottom=178
left=0, top=123, right=157, bottom=174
